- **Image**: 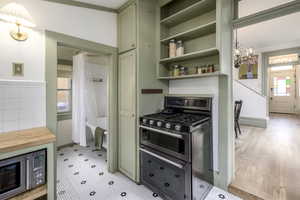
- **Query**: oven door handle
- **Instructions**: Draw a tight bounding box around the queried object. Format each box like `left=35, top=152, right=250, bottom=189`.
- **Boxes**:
left=26, top=159, right=30, bottom=190
left=140, top=125, right=183, bottom=139
left=140, top=148, right=184, bottom=169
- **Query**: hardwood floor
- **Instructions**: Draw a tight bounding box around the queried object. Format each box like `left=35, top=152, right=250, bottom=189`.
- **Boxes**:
left=229, top=114, right=300, bottom=200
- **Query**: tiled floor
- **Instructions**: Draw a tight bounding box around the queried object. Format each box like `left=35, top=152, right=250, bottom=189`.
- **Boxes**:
left=57, top=144, right=241, bottom=200
left=57, top=144, right=163, bottom=200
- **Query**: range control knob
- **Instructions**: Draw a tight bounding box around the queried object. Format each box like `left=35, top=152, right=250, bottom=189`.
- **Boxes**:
left=175, top=124, right=182, bottom=131
left=149, top=120, right=155, bottom=125
left=157, top=121, right=162, bottom=127
left=165, top=123, right=171, bottom=129
left=142, top=119, right=148, bottom=124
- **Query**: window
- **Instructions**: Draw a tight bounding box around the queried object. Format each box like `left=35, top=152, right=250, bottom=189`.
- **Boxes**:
left=270, top=65, right=293, bottom=71
left=273, top=76, right=291, bottom=96
left=57, top=78, right=72, bottom=113
left=269, top=54, right=299, bottom=65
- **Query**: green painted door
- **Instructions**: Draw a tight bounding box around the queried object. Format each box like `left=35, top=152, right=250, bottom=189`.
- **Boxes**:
left=118, top=3, right=137, bottom=54
left=118, top=50, right=137, bottom=180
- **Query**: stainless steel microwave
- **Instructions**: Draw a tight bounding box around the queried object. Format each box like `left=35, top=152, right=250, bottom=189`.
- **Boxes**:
left=0, top=149, right=46, bottom=200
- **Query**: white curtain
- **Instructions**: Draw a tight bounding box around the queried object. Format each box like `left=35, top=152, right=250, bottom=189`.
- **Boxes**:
left=72, top=53, right=99, bottom=147
left=84, top=64, right=98, bottom=126
left=72, top=54, right=87, bottom=146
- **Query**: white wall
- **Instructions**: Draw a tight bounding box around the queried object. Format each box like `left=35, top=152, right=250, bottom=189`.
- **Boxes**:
left=0, top=22, right=45, bottom=81
left=0, top=0, right=117, bottom=134
left=0, top=0, right=117, bottom=47
left=233, top=81, right=267, bottom=119
left=0, top=80, right=46, bottom=133
left=169, top=77, right=219, bottom=171
left=86, top=61, right=108, bottom=117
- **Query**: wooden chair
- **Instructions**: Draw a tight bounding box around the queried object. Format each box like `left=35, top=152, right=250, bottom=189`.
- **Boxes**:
left=234, top=100, right=243, bottom=138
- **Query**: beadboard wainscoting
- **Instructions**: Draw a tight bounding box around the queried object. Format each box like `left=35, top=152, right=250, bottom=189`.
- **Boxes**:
left=169, top=76, right=219, bottom=172
left=0, top=80, right=46, bottom=133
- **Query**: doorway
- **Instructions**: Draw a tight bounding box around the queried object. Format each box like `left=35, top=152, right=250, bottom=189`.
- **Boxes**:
left=231, top=1, right=300, bottom=199
left=45, top=31, right=118, bottom=191
left=269, top=65, right=297, bottom=114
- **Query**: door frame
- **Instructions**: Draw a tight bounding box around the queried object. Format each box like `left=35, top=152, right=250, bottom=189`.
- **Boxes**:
left=261, top=47, right=300, bottom=115
left=231, top=0, right=300, bottom=185
left=269, top=66, right=297, bottom=114
left=45, top=31, right=119, bottom=183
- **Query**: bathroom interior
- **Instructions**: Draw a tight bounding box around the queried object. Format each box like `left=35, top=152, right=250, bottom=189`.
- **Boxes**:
left=57, top=44, right=110, bottom=168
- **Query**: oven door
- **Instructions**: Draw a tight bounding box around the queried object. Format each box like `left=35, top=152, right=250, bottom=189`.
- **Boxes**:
left=140, top=126, right=190, bottom=162
left=140, top=147, right=191, bottom=200
left=0, top=156, right=26, bottom=200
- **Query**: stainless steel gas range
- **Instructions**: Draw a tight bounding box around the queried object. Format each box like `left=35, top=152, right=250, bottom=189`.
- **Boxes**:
left=140, top=96, right=214, bottom=200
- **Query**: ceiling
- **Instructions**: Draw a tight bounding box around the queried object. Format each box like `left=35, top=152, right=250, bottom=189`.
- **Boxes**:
left=238, top=1, right=300, bottom=52
left=238, top=0, right=294, bottom=18
left=72, top=0, right=128, bottom=9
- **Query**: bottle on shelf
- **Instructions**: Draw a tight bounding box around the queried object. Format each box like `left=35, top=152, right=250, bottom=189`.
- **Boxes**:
left=179, top=66, right=188, bottom=76
left=169, top=39, right=176, bottom=58
left=172, top=65, right=180, bottom=76
left=176, top=40, right=184, bottom=56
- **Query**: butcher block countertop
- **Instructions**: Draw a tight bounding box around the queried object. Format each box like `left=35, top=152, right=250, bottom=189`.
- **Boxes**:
left=0, top=127, right=56, bottom=154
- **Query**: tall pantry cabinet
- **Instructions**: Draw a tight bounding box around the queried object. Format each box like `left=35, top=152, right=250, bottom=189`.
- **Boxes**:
left=118, top=0, right=168, bottom=181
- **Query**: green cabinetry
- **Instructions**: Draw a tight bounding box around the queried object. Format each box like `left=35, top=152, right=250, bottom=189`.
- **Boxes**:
left=118, top=0, right=168, bottom=182
left=118, top=3, right=137, bottom=53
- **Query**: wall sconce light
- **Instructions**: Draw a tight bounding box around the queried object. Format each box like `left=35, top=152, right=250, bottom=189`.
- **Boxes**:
left=0, top=3, right=36, bottom=41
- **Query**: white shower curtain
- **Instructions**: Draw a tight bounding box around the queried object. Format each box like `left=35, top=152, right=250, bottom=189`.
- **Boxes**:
left=72, top=53, right=98, bottom=147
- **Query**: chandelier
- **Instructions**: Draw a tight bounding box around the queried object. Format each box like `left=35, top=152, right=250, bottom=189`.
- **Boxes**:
left=234, top=29, right=255, bottom=68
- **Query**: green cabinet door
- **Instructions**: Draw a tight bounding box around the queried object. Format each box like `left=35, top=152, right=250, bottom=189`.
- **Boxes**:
left=118, top=50, right=137, bottom=180
left=118, top=3, right=137, bottom=54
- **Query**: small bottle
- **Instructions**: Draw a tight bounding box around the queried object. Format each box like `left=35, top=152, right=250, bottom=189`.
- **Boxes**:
left=201, top=66, right=207, bottom=74
left=173, top=65, right=180, bottom=76
left=179, top=66, right=187, bottom=76
left=169, top=39, right=176, bottom=58
left=207, top=65, right=212, bottom=73
left=176, top=40, right=184, bottom=56
left=211, top=64, right=215, bottom=72
left=197, top=66, right=202, bottom=74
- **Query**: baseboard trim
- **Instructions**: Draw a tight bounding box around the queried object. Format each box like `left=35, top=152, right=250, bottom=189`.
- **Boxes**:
left=239, top=117, right=267, bottom=128
left=57, top=143, right=75, bottom=150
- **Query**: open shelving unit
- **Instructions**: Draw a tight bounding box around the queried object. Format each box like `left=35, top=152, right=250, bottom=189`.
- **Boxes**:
left=158, top=0, right=221, bottom=79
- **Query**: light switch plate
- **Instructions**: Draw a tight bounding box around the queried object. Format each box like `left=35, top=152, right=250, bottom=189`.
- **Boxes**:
left=12, top=63, right=24, bottom=76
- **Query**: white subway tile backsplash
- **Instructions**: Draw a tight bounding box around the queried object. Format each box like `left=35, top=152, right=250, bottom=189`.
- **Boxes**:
left=0, top=80, right=46, bottom=133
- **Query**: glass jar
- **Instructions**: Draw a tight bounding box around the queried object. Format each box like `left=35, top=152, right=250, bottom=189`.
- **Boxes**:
left=176, top=40, right=184, bottom=56
left=169, top=39, right=176, bottom=58
left=197, top=66, right=202, bottom=74
left=201, top=66, right=207, bottom=74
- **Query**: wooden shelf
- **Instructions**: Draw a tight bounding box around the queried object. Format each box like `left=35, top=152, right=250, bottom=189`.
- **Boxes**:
left=160, top=47, right=219, bottom=63
left=161, top=21, right=216, bottom=43
left=9, top=185, right=47, bottom=200
left=160, top=0, right=216, bottom=26
left=158, top=71, right=222, bottom=80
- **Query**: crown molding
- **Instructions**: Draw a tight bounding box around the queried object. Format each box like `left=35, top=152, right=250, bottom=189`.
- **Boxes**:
left=43, top=0, right=117, bottom=13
